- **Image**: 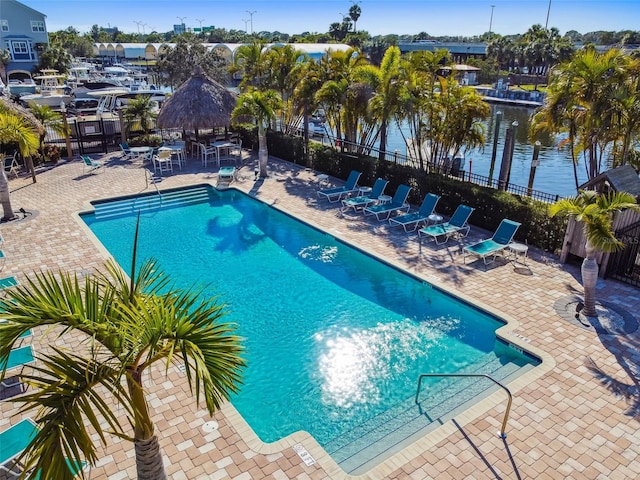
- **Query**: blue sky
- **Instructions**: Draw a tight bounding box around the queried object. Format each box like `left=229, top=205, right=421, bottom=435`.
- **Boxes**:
left=25, top=0, right=640, bottom=37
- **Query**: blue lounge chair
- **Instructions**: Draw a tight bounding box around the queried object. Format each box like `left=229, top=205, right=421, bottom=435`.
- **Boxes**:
left=389, top=193, right=441, bottom=232
left=0, top=419, right=38, bottom=475
left=82, top=155, right=102, bottom=174
left=0, top=418, right=87, bottom=478
left=463, top=219, right=521, bottom=265
left=418, top=204, right=475, bottom=244
left=316, top=170, right=361, bottom=202
left=341, top=178, right=388, bottom=212
left=364, top=184, right=412, bottom=221
left=1, top=345, right=35, bottom=390
left=119, top=142, right=137, bottom=161
left=0, top=275, right=18, bottom=291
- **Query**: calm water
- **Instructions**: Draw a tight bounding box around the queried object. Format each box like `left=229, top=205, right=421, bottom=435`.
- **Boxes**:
left=80, top=187, right=534, bottom=448
left=385, top=104, right=586, bottom=198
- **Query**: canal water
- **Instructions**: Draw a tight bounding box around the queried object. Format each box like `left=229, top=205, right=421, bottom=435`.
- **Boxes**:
left=384, top=104, right=587, bottom=198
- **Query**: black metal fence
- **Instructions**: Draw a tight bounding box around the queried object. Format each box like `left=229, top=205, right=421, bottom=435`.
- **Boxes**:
left=317, top=135, right=561, bottom=203
left=44, top=116, right=124, bottom=156
left=606, top=220, right=640, bottom=288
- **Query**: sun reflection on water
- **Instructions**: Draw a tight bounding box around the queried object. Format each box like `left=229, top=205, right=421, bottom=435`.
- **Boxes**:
left=315, top=317, right=459, bottom=410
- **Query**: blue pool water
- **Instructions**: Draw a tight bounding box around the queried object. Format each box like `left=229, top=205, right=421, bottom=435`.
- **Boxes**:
left=80, top=185, right=539, bottom=472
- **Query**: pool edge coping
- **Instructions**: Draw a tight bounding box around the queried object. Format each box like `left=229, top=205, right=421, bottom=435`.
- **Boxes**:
left=74, top=181, right=557, bottom=480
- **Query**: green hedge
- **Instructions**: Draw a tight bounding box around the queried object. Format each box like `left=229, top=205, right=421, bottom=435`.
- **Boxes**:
left=240, top=131, right=567, bottom=252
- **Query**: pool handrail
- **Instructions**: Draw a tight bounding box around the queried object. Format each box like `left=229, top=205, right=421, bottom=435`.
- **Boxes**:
left=415, top=372, right=513, bottom=438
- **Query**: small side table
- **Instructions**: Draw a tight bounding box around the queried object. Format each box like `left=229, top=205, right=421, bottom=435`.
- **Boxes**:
left=378, top=195, right=392, bottom=205
left=509, top=242, right=529, bottom=265
left=317, top=174, right=329, bottom=187
left=358, top=186, right=372, bottom=196
left=427, top=214, right=443, bottom=225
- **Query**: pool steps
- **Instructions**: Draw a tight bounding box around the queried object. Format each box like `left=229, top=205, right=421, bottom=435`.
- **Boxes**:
left=92, top=186, right=212, bottom=220
left=326, top=352, right=533, bottom=475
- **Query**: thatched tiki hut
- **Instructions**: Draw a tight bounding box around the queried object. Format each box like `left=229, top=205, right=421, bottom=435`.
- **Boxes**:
left=156, top=66, right=237, bottom=150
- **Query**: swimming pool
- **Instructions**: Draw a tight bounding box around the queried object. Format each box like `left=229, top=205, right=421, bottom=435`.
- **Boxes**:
left=80, top=185, right=540, bottom=474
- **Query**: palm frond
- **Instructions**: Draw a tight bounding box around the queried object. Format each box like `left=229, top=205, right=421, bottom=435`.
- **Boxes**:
left=12, top=347, right=131, bottom=478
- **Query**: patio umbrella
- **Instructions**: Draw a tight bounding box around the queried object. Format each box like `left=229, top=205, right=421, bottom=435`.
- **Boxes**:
left=156, top=66, right=237, bottom=130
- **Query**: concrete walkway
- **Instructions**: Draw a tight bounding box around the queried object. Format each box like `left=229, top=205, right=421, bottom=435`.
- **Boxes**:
left=1, top=151, right=639, bottom=479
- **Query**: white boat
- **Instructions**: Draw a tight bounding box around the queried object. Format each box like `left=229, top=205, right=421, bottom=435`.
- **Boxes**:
left=87, top=88, right=166, bottom=118
left=7, top=71, right=37, bottom=98
left=295, top=117, right=326, bottom=136
left=19, top=69, right=71, bottom=109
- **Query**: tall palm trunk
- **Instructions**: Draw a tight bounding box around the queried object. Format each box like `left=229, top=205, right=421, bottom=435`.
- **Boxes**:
left=257, top=124, right=268, bottom=177
left=581, top=238, right=599, bottom=317
left=134, top=436, right=167, bottom=480
left=0, top=170, right=15, bottom=221
left=128, top=371, right=167, bottom=480
left=378, top=120, right=388, bottom=161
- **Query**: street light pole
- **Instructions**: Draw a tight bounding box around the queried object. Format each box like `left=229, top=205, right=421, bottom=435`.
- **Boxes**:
left=246, top=10, right=256, bottom=34
left=134, top=21, right=142, bottom=34
left=489, top=5, right=495, bottom=37
left=242, top=19, right=250, bottom=34
left=545, top=0, right=552, bottom=29
left=196, top=18, right=204, bottom=30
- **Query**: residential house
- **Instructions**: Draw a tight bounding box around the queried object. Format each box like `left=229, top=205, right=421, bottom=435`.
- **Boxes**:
left=0, top=0, right=49, bottom=79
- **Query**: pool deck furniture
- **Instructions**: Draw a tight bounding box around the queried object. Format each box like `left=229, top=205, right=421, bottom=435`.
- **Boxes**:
left=418, top=204, right=475, bottom=245
left=218, top=166, right=236, bottom=183
left=0, top=275, right=18, bottom=292
left=341, top=178, right=388, bottom=213
left=0, top=418, right=38, bottom=475
left=153, top=150, right=173, bottom=175
left=4, top=156, right=640, bottom=479
left=81, top=155, right=102, bottom=174
left=363, top=184, right=412, bottom=221
left=1, top=345, right=35, bottom=391
left=119, top=143, right=137, bottom=161
left=463, top=219, right=522, bottom=265
left=389, top=193, right=441, bottom=232
left=3, top=153, right=20, bottom=179
left=316, top=170, right=362, bottom=202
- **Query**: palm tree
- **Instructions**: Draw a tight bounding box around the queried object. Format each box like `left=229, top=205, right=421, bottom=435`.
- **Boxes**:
left=550, top=191, right=639, bottom=317
left=356, top=46, right=402, bottom=160
left=26, top=102, right=68, bottom=161
left=348, top=4, right=362, bottom=33
left=231, top=40, right=268, bottom=90
left=0, top=110, right=39, bottom=220
left=122, top=95, right=158, bottom=137
left=0, top=257, right=245, bottom=480
left=232, top=89, right=283, bottom=178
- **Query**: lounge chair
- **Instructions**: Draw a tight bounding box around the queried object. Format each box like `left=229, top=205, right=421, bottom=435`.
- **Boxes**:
left=316, top=170, right=362, bottom=202
left=82, top=155, right=102, bottom=174
left=1, top=345, right=35, bottom=390
left=463, top=219, right=521, bottom=265
left=0, top=419, right=38, bottom=475
left=119, top=143, right=137, bottom=161
left=0, top=275, right=18, bottom=292
left=418, top=204, right=475, bottom=244
left=3, top=153, right=20, bottom=178
left=341, top=178, right=388, bottom=212
left=218, top=166, right=236, bottom=183
left=389, top=193, right=441, bottom=232
left=0, top=419, right=87, bottom=478
left=364, top=184, right=412, bottom=221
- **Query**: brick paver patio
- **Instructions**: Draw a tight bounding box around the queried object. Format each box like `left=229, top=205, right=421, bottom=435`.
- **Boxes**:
left=1, top=150, right=639, bottom=479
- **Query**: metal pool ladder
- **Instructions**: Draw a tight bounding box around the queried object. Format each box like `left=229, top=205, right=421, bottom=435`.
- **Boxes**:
left=415, top=373, right=513, bottom=438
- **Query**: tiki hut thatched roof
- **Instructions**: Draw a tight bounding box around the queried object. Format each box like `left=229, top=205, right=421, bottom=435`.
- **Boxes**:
left=0, top=96, right=45, bottom=135
left=156, top=66, right=237, bottom=130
